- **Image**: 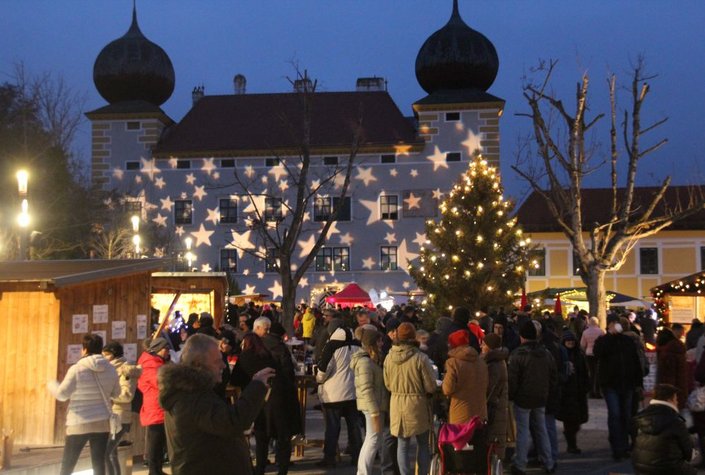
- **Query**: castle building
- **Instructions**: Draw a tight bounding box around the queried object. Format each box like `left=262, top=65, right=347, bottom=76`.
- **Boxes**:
left=87, top=1, right=505, bottom=303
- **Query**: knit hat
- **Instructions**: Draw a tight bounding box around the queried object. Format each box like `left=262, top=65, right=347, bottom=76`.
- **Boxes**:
left=519, top=320, right=537, bottom=340
left=448, top=330, right=470, bottom=349
left=562, top=330, right=577, bottom=342
left=103, top=340, right=124, bottom=358
left=397, top=322, right=416, bottom=342
left=148, top=337, right=169, bottom=353
left=484, top=333, right=501, bottom=350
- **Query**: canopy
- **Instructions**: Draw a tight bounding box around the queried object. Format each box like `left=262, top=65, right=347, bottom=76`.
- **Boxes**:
left=325, top=283, right=373, bottom=308
left=526, top=287, right=649, bottom=308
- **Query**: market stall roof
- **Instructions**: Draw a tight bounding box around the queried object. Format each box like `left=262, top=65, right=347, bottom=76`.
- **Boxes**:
left=527, top=287, right=649, bottom=308
left=651, top=271, right=705, bottom=298
left=326, top=282, right=373, bottom=307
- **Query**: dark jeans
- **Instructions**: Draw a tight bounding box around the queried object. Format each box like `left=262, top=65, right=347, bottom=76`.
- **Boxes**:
left=322, top=401, right=362, bottom=464
left=105, top=423, right=130, bottom=475
left=60, top=431, right=109, bottom=475
left=603, top=388, right=633, bottom=456
left=146, top=423, right=167, bottom=475
left=382, top=412, right=400, bottom=475
left=563, top=421, right=581, bottom=449
left=586, top=355, right=601, bottom=397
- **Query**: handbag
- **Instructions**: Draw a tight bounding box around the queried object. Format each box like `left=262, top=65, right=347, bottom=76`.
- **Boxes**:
left=93, top=372, right=121, bottom=439
left=687, top=386, right=705, bottom=412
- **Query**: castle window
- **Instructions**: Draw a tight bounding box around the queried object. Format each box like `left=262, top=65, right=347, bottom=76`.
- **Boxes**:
left=445, top=112, right=460, bottom=122
left=125, top=161, right=140, bottom=170
left=381, top=154, right=396, bottom=164
left=126, top=121, right=141, bottom=130
left=446, top=152, right=461, bottom=162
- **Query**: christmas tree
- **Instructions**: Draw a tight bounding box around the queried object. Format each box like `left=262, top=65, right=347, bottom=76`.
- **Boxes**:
left=410, top=154, right=531, bottom=312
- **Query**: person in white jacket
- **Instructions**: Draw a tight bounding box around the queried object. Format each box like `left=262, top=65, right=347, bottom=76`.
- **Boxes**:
left=48, top=333, right=119, bottom=475
left=315, top=326, right=362, bottom=467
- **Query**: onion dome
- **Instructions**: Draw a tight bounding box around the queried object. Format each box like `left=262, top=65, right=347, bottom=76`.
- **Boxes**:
left=415, top=0, right=499, bottom=94
left=93, top=5, right=175, bottom=106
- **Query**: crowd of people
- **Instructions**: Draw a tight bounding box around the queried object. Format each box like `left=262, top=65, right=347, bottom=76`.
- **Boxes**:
left=46, top=300, right=705, bottom=475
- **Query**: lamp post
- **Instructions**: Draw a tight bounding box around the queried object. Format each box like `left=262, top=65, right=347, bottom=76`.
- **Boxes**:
left=16, top=170, right=30, bottom=260
left=131, top=215, right=140, bottom=258
left=184, top=237, right=196, bottom=271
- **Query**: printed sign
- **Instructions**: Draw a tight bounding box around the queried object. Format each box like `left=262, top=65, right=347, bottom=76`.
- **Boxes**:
left=124, top=343, right=138, bottom=363
left=72, top=314, right=88, bottom=334
left=93, top=304, right=109, bottom=324
left=112, top=321, right=127, bottom=340
left=67, top=344, right=82, bottom=364
left=136, top=314, right=148, bottom=339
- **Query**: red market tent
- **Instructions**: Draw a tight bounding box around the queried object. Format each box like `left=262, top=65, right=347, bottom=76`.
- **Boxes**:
left=325, top=283, right=373, bottom=308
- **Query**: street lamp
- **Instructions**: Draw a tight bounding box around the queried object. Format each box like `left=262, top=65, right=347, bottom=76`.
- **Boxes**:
left=130, top=215, right=140, bottom=258
left=16, top=170, right=30, bottom=260
left=184, top=237, right=196, bottom=271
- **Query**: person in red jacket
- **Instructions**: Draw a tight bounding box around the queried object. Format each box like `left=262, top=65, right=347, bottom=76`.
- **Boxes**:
left=138, top=337, right=170, bottom=475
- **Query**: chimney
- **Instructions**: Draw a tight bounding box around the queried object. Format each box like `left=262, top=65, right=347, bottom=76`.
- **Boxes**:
left=233, top=74, right=246, bottom=95
left=191, top=85, right=205, bottom=105
left=356, top=76, right=386, bottom=92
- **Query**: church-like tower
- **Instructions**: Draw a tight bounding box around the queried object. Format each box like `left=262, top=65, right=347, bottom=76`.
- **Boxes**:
left=413, top=0, right=504, bottom=166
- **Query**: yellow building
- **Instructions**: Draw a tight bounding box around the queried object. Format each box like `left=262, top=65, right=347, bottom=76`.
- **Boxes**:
left=515, top=187, right=705, bottom=308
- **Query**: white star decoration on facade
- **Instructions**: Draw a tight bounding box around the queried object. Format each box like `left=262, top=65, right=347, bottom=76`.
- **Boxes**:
left=190, top=224, right=214, bottom=247
left=269, top=164, right=287, bottom=182
left=397, top=239, right=418, bottom=275
left=362, top=257, right=376, bottom=270
left=427, top=146, right=449, bottom=172
left=413, top=232, right=427, bottom=248
left=205, top=207, right=220, bottom=224
left=135, top=176, right=142, bottom=184
left=433, top=188, right=444, bottom=200
left=410, top=169, right=418, bottom=178
left=112, top=168, right=124, bottom=180
left=140, top=158, right=161, bottom=181
left=299, top=277, right=309, bottom=288
left=185, top=173, right=196, bottom=185
left=231, top=229, right=255, bottom=258
left=201, top=158, right=217, bottom=175
left=324, top=221, right=340, bottom=237
left=160, top=196, right=174, bottom=211
left=168, top=157, right=178, bottom=169
left=175, top=226, right=185, bottom=237
left=154, top=177, right=166, bottom=189
left=298, top=234, right=317, bottom=258
left=389, top=169, right=398, bottom=177
left=404, top=192, right=422, bottom=209
left=339, top=232, right=354, bottom=246
left=152, top=214, right=167, bottom=227
left=279, top=180, right=289, bottom=192
left=268, top=281, right=283, bottom=300
left=360, top=196, right=394, bottom=229
left=244, top=165, right=255, bottom=179
left=462, top=130, right=483, bottom=154
left=257, top=272, right=265, bottom=280
left=355, top=167, right=377, bottom=187
left=193, top=185, right=208, bottom=201
left=334, top=173, right=346, bottom=189
left=244, top=284, right=257, bottom=295
left=402, top=281, right=411, bottom=289
left=201, top=263, right=212, bottom=272
left=384, top=232, right=397, bottom=244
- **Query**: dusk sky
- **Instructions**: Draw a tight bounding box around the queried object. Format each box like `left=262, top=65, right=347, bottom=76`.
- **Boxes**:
left=1, top=1, right=704, bottom=201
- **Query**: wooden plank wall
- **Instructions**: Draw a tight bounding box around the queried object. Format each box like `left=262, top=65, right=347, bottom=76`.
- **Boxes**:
left=151, top=275, right=227, bottom=326
left=54, top=272, right=152, bottom=444
left=0, top=290, right=60, bottom=445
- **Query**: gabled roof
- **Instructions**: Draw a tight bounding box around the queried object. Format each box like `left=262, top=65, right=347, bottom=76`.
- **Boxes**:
left=0, top=259, right=167, bottom=288
left=516, top=186, right=705, bottom=232
left=153, top=91, right=424, bottom=158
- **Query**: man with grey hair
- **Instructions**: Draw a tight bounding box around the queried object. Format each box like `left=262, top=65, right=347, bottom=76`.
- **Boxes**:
left=253, top=316, right=271, bottom=338
left=159, top=334, right=274, bottom=474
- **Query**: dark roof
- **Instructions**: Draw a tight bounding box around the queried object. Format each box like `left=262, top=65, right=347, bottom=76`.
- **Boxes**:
left=413, top=89, right=505, bottom=108
left=0, top=259, right=167, bottom=288
left=153, top=91, right=424, bottom=158
left=516, top=186, right=705, bottom=232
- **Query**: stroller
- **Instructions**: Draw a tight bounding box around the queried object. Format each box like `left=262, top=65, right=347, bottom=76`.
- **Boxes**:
left=429, top=416, right=502, bottom=475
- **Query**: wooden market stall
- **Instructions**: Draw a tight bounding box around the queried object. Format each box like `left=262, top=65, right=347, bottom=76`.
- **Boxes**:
left=651, top=271, right=705, bottom=324
left=0, top=259, right=167, bottom=445
left=151, top=272, right=228, bottom=327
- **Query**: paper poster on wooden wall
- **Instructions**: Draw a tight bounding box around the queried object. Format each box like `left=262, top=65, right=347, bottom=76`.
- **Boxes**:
left=72, top=314, right=88, bottom=334
left=124, top=343, right=138, bottom=363
left=93, top=304, right=109, bottom=324
left=136, top=314, right=147, bottom=339
left=93, top=330, right=107, bottom=343
left=67, top=344, right=82, bottom=364
left=112, top=321, right=127, bottom=340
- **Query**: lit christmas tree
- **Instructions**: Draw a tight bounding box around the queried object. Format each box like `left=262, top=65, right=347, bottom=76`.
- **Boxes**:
left=410, top=154, right=531, bottom=312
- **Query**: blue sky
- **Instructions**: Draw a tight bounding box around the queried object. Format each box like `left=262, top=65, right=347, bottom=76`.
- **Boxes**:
left=1, top=0, right=704, bottom=201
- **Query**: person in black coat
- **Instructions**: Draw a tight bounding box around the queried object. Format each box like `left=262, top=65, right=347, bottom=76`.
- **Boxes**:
left=556, top=330, right=589, bottom=454
left=631, top=383, right=695, bottom=474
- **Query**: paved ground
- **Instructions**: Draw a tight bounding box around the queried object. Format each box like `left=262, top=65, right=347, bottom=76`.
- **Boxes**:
left=130, top=398, right=697, bottom=475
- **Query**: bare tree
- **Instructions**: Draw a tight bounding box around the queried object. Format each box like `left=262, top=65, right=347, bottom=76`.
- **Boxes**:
left=224, top=70, right=364, bottom=333
left=514, top=58, right=705, bottom=326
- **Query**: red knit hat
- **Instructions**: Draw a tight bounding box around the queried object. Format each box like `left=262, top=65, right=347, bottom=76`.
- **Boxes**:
left=448, top=330, right=470, bottom=349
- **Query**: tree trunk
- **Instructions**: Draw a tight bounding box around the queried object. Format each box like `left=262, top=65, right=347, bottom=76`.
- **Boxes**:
left=280, top=276, right=297, bottom=336
left=585, top=267, right=608, bottom=328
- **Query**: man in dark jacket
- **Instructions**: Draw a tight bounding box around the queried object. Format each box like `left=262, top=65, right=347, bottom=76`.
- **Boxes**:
left=508, top=320, right=558, bottom=475
left=594, top=318, right=644, bottom=461
left=159, top=334, right=273, bottom=475
left=448, top=306, right=481, bottom=353
left=631, top=383, right=695, bottom=474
